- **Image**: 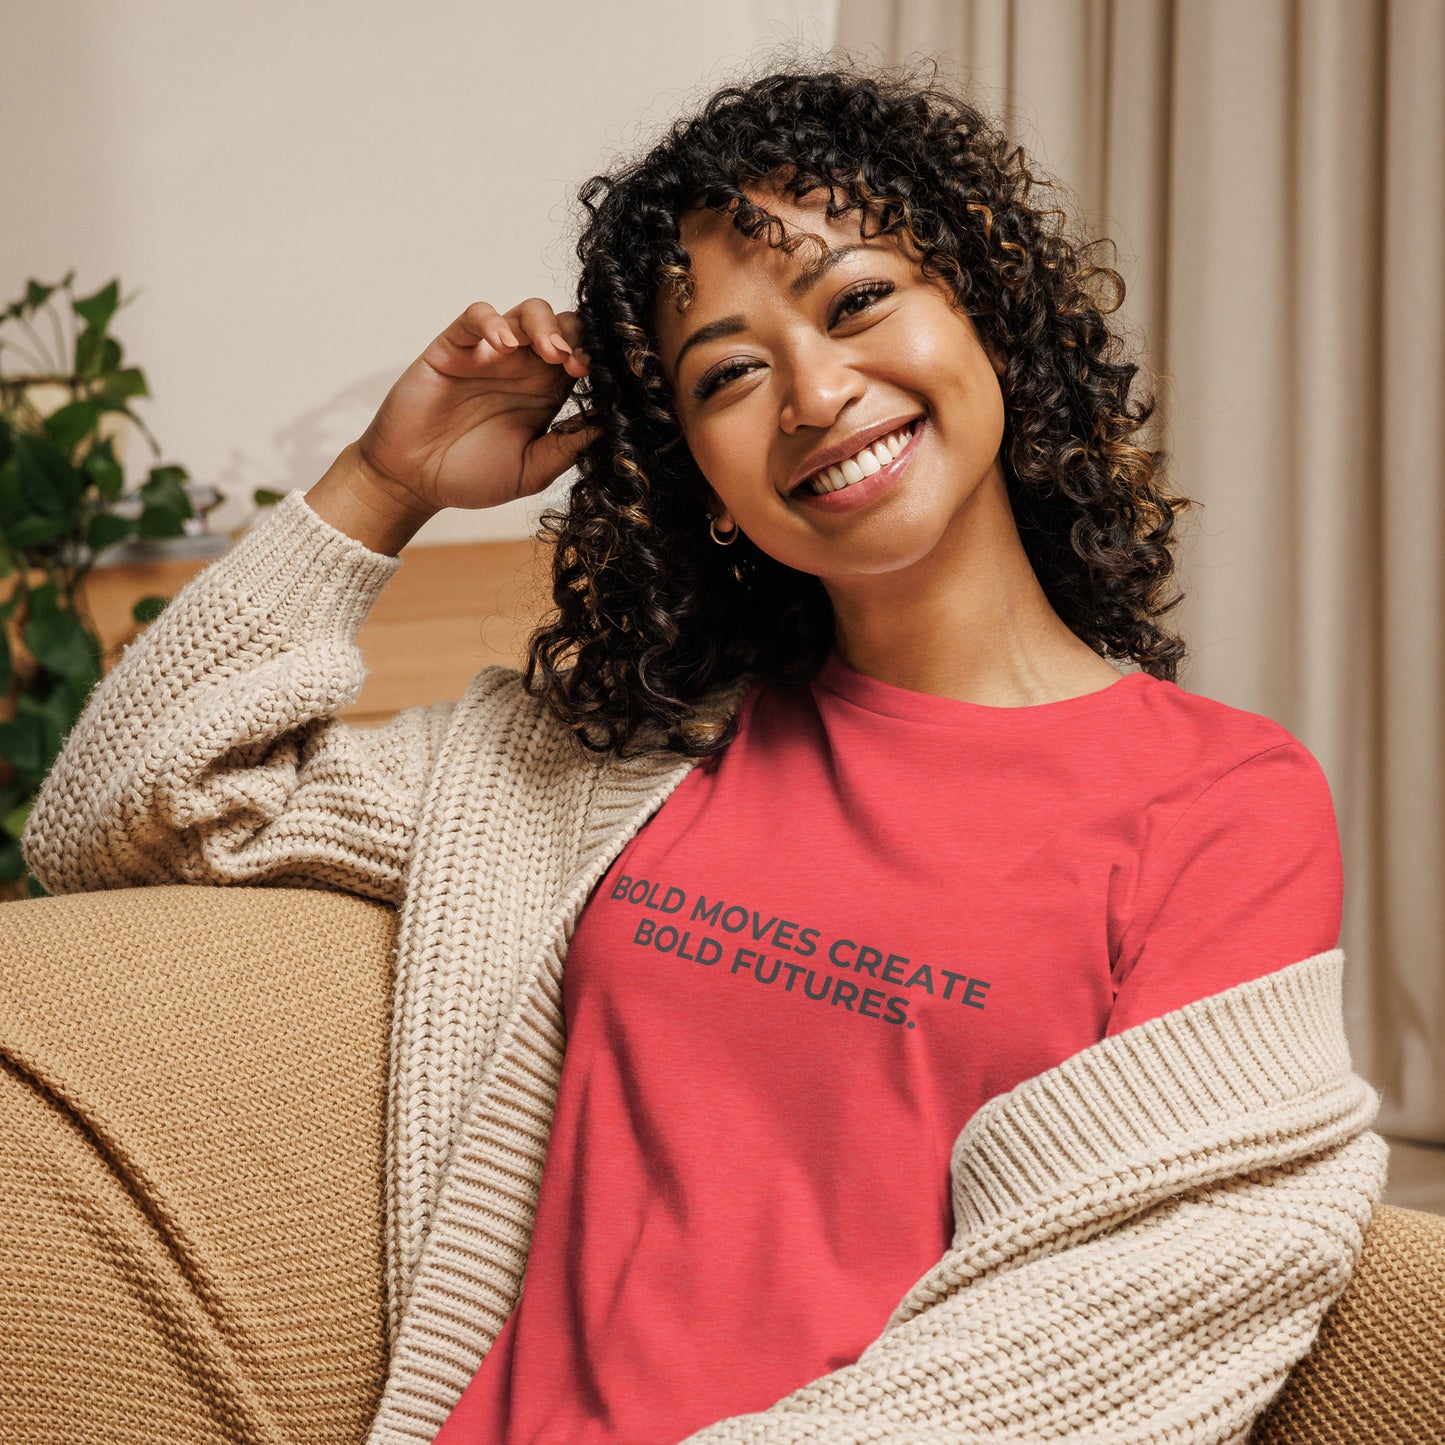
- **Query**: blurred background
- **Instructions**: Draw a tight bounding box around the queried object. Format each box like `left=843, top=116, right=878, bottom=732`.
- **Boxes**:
left=1, top=1, right=1441, bottom=1198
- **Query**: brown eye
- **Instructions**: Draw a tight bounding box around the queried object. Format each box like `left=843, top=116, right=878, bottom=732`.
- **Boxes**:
left=694, top=359, right=755, bottom=401
left=830, top=279, right=894, bottom=324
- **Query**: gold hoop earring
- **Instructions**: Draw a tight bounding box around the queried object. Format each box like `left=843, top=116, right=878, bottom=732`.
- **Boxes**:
left=709, top=515, right=739, bottom=546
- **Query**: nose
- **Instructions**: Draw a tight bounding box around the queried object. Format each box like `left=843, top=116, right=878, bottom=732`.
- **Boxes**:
left=777, top=334, right=867, bottom=435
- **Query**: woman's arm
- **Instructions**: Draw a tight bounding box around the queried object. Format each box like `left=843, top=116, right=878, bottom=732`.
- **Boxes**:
left=20, top=471, right=451, bottom=907
left=20, top=290, right=598, bottom=903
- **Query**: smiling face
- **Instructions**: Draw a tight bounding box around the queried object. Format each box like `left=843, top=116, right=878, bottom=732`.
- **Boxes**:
left=651, top=182, right=1011, bottom=585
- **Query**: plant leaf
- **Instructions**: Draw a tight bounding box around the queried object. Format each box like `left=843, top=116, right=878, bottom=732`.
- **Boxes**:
left=73, top=279, right=120, bottom=331
left=5, top=513, right=73, bottom=547
left=0, top=777, right=30, bottom=811
left=12, top=688, right=79, bottom=782
left=22, top=599, right=101, bottom=683
left=144, top=463, right=190, bottom=494
left=0, top=455, right=22, bottom=522
left=137, top=464, right=193, bottom=536
left=0, top=713, right=47, bottom=784
left=23, top=280, right=56, bottom=314
left=13, top=434, right=84, bottom=515
left=82, top=437, right=125, bottom=499
left=99, top=366, right=148, bottom=401
left=1, top=795, right=32, bottom=843
left=138, top=507, right=189, bottom=539
left=132, top=594, right=169, bottom=625
left=26, top=579, right=57, bottom=611
left=76, top=324, right=105, bottom=376
left=86, top=510, right=135, bottom=552
left=58, top=670, right=97, bottom=722
left=44, top=399, right=101, bottom=452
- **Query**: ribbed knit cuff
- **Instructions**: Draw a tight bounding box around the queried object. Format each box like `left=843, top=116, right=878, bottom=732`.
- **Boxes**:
left=948, top=947, right=1374, bottom=1234
left=212, top=487, right=404, bottom=641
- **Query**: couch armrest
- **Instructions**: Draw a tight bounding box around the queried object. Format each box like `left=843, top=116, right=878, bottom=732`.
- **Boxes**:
left=0, top=884, right=395, bottom=1444
left=1250, top=1202, right=1445, bottom=1442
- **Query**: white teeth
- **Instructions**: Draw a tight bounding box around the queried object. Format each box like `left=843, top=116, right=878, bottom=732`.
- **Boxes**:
left=803, top=422, right=916, bottom=495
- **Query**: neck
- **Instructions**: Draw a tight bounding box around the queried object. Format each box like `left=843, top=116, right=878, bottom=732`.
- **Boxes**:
left=822, top=467, right=1118, bottom=707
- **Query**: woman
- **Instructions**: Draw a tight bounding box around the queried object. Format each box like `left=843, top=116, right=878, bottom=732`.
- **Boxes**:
left=19, top=59, right=1386, bottom=1445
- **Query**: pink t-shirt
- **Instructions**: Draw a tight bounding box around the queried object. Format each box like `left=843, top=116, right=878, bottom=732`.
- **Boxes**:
left=432, top=653, right=1342, bottom=1444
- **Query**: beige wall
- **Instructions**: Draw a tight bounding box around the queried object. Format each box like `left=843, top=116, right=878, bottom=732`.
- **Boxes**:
left=0, top=0, right=838, bottom=543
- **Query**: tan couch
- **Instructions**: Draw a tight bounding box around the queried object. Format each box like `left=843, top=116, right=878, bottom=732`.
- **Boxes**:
left=1, top=883, right=1441, bottom=1444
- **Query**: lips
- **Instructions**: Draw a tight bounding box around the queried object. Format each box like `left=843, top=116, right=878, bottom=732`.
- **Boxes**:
left=785, top=414, right=925, bottom=496
left=789, top=414, right=925, bottom=512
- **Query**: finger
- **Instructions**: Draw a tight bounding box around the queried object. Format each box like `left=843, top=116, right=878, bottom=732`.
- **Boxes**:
left=525, top=419, right=601, bottom=493
left=502, top=303, right=586, bottom=378
left=443, top=301, right=504, bottom=347
left=506, top=298, right=583, bottom=370
left=436, top=301, right=521, bottom=362
left=554, top=312, right=592, bottom=376
left=550, top=404, right=602, bottom=435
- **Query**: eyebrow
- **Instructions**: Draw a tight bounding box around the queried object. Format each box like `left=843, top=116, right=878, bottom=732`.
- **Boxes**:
left=668, top=241, right=893, bottom=385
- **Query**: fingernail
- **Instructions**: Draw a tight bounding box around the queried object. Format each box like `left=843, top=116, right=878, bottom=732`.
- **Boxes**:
left=551, top=333, right=572, bottom=354
left=499, top=327, right=519, bottom=347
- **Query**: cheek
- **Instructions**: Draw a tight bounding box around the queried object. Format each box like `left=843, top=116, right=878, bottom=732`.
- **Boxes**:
left=688, top=419, right=762, bottom=497
left=908, top=319, right=988, bottom=384
left=916, top=330, right=1006, bottom=436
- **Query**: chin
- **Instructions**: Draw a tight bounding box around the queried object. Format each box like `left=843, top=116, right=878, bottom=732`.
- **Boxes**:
left=810, top=534, right=953, bottom=582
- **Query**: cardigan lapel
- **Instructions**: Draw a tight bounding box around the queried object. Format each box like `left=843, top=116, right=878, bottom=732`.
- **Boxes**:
left=371, top=670, right=754, bottom=1441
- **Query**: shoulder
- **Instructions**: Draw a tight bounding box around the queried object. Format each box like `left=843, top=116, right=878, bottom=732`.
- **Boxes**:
left=1108, top=678, right=1344, bottom=1018
left=1132, top=670, right=1297, bottom=752
left=1130, top=672, right=1332, bottom=806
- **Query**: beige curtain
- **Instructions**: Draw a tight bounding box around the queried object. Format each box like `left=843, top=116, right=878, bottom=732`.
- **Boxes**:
left=834, top=0, right=1444, bottom=1142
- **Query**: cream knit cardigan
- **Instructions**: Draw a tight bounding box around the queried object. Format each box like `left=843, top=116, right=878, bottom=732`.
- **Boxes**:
left=23, top=489, right=1389, bottom=1445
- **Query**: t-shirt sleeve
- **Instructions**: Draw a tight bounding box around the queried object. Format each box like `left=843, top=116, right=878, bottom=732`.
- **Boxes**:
left=1106, top=739, right=1344, bottom=1037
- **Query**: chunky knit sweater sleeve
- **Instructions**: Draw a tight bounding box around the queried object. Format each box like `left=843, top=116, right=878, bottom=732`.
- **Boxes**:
left=671, top=950, right=1387, bottom=1445
left=21, top=488, right=453, bottom=906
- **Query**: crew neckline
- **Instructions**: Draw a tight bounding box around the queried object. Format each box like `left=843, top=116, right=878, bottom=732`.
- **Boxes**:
left=812, top=648, right=1148, bottom=722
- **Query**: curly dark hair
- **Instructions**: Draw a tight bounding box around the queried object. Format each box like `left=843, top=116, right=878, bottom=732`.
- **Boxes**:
left=522, top=52, right=1196, bottom=759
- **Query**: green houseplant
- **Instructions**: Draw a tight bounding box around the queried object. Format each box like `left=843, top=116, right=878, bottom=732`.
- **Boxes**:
left=0, top=273, right=211, bottom=899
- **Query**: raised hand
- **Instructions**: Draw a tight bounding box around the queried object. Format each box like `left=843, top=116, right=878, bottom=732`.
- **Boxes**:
left=353, top=298, right=598, bottom=515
